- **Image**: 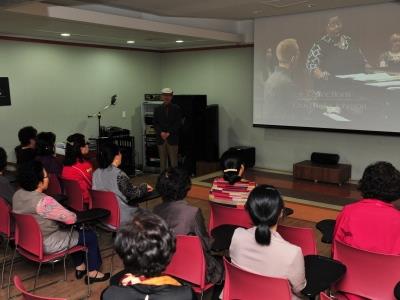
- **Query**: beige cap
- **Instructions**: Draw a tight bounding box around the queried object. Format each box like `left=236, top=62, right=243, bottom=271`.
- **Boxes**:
left=161, top=87, right=173, bottom=94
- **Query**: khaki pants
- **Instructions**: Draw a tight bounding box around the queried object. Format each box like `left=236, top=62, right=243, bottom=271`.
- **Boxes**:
left=158, top=142, right=178, bottom=172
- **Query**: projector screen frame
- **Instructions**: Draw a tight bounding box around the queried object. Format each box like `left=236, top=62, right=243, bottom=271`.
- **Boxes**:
left=253, top=123, right=400, bottom=137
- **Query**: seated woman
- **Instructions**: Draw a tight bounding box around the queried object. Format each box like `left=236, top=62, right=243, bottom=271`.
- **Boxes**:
left=209, top=152, right=255, bottom=206
left=12, top=161, right=109, bottom=283
left=102, top=210, right=195, bottom=300
left=0, top=147, right=16, bottom=204
left=36, top=131, right=62, bottom=176
left=334, top=161, right=400, bottom=254
left=230, top=185, right=306, bottom=300
left=333, top=161, right=400, bottom=300
left=61, top=133, right=93, bottom=206
left=93, top=143, right=151, bottom=226
left=153, top=167, right=223, bottom=284
left=15, top=126, right=37, bottom=165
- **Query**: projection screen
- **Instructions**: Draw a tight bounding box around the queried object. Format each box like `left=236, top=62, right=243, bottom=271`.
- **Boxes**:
left=253, top=3, right=400, bottom=134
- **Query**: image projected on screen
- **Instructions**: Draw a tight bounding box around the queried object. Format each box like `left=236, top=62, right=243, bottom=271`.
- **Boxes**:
left=253, top=3, right=400, bottom=133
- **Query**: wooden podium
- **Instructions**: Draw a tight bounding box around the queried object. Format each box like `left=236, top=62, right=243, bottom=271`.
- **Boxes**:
left=293, top=160, right=351, bottom=185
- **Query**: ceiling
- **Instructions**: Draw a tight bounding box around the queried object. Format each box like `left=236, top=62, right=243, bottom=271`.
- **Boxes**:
left=0, top=0, right=396, bottom=51
left=45, top=0, right=394, bottom=20
left=0, top=10, right=231, bottom=50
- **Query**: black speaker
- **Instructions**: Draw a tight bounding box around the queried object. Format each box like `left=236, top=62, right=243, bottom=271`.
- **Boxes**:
left=204, top=105, right=219, bottom=162
left=173, top=95, right=207, bottom=174
left=226, top=146, right=256, bottom=168
left=0, top=77, right=11, bottom=106
left=311, top=152, right=339, bottom=165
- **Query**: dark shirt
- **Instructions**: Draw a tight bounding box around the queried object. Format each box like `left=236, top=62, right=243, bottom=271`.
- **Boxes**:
left=153, top=199, right=224, bottom=284
left=306, top=34, right=366, bottom=76
left=15, top=146, right=36, bottom=165
left=0, top=175, right=16, bottom=204
left=153, top=103, right=182, bottom=145
left=102, top=271, right=195, bottom=300
left=36, top=155, right=63, bottom=176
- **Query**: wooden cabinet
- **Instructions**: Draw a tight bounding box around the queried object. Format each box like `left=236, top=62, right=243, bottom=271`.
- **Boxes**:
left=293, top=160, right=351, bottom=185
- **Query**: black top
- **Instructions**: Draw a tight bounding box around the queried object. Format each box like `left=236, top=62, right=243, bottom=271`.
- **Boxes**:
left=102, top=271, right=196, bottom=300
left=306, top=34, right=365, bottom=76
left=153, top=103, right=182, bottom=145
left=15, top=146, right=36, bottom=165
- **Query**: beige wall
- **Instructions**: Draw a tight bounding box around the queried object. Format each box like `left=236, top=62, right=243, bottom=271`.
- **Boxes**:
left=0, top=40, right=161, bottom=164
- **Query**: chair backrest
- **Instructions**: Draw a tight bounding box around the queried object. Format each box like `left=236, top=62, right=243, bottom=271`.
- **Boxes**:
left=223, top=257, right=292, bottom=300
left=333, top=240, right=400, bottom=300
left=319, top=292, right=331, bottom=300
left=164, top=235, right=207, bottom=289
left=45, top=173, right=62, bottom=195
left=61, top=178, right=85, bottom=211
left=208, top=202, right=252, bottom=233
left=90, top=190, right=120, bottom=229
left=277, top=225, right=317, bottom=256
left=0, top=196, right=12, bottom=237
left=13, top=213, right=43, bottom=260
left=14, top=275, right=66, bottom=300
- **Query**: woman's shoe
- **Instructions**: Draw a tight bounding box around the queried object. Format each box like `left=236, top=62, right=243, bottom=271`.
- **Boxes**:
left=84, top=272, right=110, bottom=284
left=75, top=269, right=86, bottom=280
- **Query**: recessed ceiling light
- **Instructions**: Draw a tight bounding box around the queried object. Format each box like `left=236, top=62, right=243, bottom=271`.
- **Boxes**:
left=60, top=33, right=71, bottom=37
left=176, top=40, right=184, bottom=43
left=127, top=40, right=135, bottom=44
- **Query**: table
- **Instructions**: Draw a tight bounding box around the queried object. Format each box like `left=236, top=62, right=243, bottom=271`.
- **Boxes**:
left=74, top=208, right=110, bottom=224
left=127, top=191, right=161, bottom=208
left=394, top=281, right=400, bottom=300
left=302, top=255, right=346, bottom=299
left=211, top=207, right=294, bottom=251
left=294, top=160, right=351, bottom=185
left=316, top=219, right=336, bottom=244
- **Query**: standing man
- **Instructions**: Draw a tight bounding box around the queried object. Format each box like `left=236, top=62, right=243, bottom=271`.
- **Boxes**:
left=153, top=88, right=182, bottom=172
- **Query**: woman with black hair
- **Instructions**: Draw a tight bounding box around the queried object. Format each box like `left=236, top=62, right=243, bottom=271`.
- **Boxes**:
left=93, top=143, right=151, bottom=226
left=334, top=161, right=400, bottom=255
left=12, top=161, right=109, bottom=283
left=36, top=132, right=62, bottom=176
left=61, top=133, right=93, bottom=206
left=102, top=210, right=195, bottom=300
left=209, top=152, right=255, bottom=206
left=153, top=167, right=223, bottom=284
left=229, top=185, right=306, bottom=299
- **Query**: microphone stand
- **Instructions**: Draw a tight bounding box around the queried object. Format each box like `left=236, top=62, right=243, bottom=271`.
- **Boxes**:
left=88, top=95, right=117, bottom=138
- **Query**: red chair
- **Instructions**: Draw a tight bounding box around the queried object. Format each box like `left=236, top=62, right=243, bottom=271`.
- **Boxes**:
left=7, top=213, right=89, bottom=298
left=208, top=202, right=253, bottom=250
left=164, top=235, right=214, bottom=299
left=208, top=202, right=252, bottom=233
left=277, top=225, right=317, bottom=256
left=333, top=240, right=400, bottom=300
left=223, top=257, right=292, bottom=300
left=320, top=292, right=332, bottom=299
left=45, top=174, right=62, bottom=196
left=90, top=190, right=120, bottom=277
left=61, top=178, right=89, bottom=211
left=0, top=196, right=14, bottom=288
left=13, top=275, right=66, bottom=300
